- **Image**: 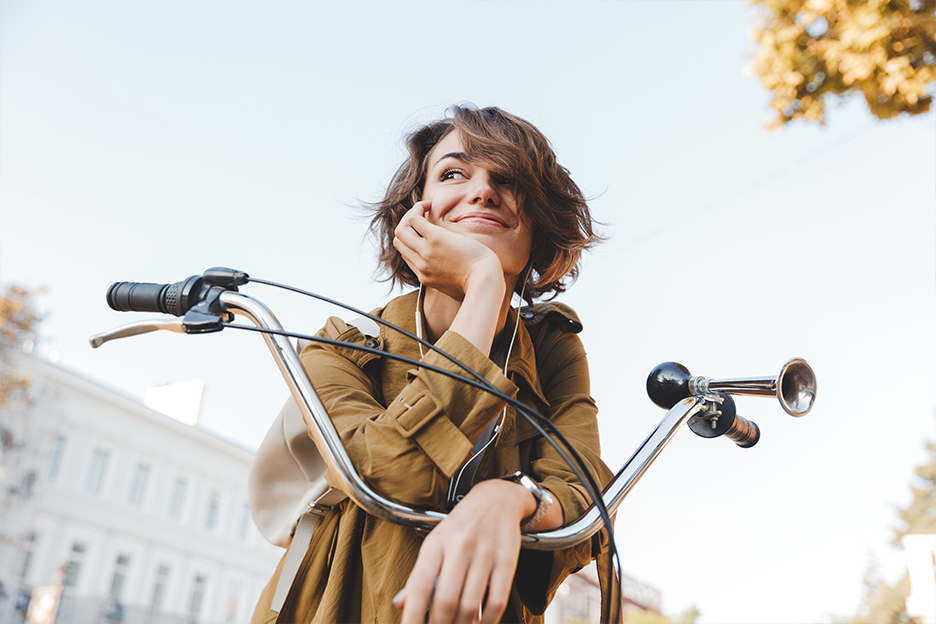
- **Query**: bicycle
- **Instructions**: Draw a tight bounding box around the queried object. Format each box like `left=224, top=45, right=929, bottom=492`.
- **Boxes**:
left=90, top=267, right=816, bottom=622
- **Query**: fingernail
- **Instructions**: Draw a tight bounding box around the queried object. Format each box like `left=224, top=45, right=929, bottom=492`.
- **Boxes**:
left=392, top=588, right=405, bottom=608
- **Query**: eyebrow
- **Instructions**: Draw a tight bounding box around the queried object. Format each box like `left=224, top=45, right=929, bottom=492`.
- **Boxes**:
left=432, top=151, right=470, bottom=168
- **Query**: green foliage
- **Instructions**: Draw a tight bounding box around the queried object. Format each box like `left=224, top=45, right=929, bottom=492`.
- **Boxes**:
left=893, top=440, right=936, bottom=544
left=834, top=559, right=913, bottom=624
left=835, top=437, right=935, bottom=624
left=749, top=0, right=936, bottom=129
left=0, top=284, right=43, bottom=408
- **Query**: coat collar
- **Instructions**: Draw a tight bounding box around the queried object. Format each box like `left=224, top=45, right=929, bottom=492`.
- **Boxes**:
left=375, top=291, right=550, bottom=421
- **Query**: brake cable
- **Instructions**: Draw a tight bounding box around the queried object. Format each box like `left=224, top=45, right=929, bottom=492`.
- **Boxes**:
left=240, top=276, right=623, bottom=621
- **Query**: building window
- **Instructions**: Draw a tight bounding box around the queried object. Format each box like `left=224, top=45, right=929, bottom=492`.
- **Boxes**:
left=47, top=435, right=66, bottom=480
left=188, top=574, right=206, bottom=620
left=63, top=542, right=86, bottom=588
left=205, top=490, right=220, bottom=531
left=109, top=554, right=130, bottom=599
left=238, top=503, right=251, bottom=541
left=20, top=471, right=36, bottom=496
left=20, top=532, right=37, bottom=579
left=223, top=583, right=240, bottom=622
left=168, top=477, right=187, bottom=520
left=84, top=449, right=109, bottom=495
left=151, top=564, right=170, bottom=612
left=128, top=463, right=150, bottom=507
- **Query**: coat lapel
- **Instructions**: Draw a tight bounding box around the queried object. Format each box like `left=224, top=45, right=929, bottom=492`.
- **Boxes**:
left=375, top=292, right=549, bottom=447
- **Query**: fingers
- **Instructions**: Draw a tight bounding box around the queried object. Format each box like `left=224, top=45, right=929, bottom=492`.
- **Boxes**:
left=393, top=202, right=436, bottom=282
left=429, top=532, right=488, bottom=624
left=453, top=561, right=493, bottom=624
left=479, top=556, right=515, bottom=624
left=396, top=201, right=431, bottom=239
left=400, top=537, right=442, bottom=624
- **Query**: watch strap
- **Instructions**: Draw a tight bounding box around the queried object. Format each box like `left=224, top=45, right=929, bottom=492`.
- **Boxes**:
left=501, top=471, right=553, bottom=533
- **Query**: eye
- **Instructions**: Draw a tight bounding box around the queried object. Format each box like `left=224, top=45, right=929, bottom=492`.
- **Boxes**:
left=491, top=173, right=512, bottom=187
left=440, top=168, right=465, bottom=181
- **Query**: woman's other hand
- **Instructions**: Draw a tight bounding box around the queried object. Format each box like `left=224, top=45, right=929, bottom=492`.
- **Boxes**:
left=395, top=478, right=539, bottom=624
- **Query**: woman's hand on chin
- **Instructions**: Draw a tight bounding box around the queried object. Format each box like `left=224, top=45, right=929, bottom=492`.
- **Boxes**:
left=393, top=202, right=505, bottom=302
left=394, top=479, right=536, bottom=624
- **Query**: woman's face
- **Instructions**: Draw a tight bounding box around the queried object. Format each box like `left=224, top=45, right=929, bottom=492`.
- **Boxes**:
left=420, top=130, right=533, bottom=280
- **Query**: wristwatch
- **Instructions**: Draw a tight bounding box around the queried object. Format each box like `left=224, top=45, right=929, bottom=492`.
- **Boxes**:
left=501, top=471, right=553, bottom=533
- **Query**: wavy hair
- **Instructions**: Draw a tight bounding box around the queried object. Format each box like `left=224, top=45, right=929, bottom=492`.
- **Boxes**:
left=369, top=105, right=601, bottom=301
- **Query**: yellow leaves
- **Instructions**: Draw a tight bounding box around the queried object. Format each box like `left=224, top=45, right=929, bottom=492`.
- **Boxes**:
left=749, top=0, right=936, bottom=129
left=804, top=0, right=833, bottom=13
left=0, top=284, right=43, bottom=408
left=882, top=55, right=912, bottom=95
left=0, top=285, right=41, bottom=341
left=840, top=49, right=884, bottom=84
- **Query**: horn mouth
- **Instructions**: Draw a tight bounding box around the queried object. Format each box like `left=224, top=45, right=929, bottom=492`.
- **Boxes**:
left=777, top=358, right=816, bottom=417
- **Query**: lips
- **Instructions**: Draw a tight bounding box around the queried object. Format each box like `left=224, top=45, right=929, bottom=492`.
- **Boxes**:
left=453, top=212, right=509, bottom=227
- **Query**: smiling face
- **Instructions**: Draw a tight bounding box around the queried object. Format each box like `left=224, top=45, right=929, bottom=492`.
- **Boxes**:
left=421, top=130, right=533, bottom=280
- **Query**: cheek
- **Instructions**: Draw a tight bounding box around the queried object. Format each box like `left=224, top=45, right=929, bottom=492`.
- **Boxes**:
left=424, top=190, right=458, bottom=224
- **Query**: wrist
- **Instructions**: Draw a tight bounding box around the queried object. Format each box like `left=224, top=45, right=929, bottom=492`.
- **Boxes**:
left=500, top=472, right=554, bottom=533
left=463, top=261, right=506, bottom=299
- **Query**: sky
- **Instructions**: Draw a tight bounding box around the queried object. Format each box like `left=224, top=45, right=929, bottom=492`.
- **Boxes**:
left=2, top=2, right=935, bottom=623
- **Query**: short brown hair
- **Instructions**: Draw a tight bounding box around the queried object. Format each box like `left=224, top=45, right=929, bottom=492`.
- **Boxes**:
left=369, top=104, right=601, bottom=301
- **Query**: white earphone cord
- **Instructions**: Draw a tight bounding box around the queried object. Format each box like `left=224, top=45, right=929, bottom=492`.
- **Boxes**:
left=444, top=268, right=530, bottom=507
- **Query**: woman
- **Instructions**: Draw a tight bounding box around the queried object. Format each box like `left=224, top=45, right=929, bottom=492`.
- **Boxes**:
left=252, top=105, right=612, bottom=624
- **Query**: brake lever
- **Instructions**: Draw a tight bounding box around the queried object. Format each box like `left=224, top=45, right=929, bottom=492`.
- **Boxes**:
left=89, top=319, right=186, bottom=348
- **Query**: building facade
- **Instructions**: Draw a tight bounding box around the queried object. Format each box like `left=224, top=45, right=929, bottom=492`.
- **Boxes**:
left=0, top=355, right=282, bottom=624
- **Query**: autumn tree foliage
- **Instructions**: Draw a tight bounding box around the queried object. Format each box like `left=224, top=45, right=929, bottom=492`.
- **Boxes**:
left=0, top=285, right=43, bottom=408
left=749, top=0, right=936, bottom=129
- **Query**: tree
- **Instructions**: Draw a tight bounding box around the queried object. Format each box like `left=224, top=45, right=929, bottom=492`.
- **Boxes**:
left=836, top=438, right=936, bottom=624
left=749, top=0, right=936, bottom=129
left=838, top=558, right=914, bottom=624
left=892, top=440, right=936, bottom=544
left=0, top=284, right=43, bottom=409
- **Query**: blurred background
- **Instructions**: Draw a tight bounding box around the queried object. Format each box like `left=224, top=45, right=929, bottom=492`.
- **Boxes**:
left=1, top=1, right=934, bottom=623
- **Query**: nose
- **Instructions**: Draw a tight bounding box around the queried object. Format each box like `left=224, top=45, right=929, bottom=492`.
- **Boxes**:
left=469, top=171, right=500, bottom=206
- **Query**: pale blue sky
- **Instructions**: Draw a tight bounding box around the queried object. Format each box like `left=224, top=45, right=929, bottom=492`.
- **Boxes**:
left=2, top=2, right=934, bottom=622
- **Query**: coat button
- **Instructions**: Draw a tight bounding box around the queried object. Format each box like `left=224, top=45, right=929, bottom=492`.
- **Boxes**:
left=519, top=308, right=534, bottom=319
left=366, top=337, right=380, bottom=349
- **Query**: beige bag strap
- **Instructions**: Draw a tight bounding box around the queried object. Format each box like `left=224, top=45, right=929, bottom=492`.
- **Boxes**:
left=252, top=326, right=377, bottom=611
left=248, top=395, right=332, bottom=548
left=270, top=487, right=347, bottom=613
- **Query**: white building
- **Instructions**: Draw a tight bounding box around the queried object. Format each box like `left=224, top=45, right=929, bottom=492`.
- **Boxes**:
left=0, top=353, right=667, bottom=624
left=545, top=560, right=662, bottom=624
left=0, top=355, right=283, bottom=624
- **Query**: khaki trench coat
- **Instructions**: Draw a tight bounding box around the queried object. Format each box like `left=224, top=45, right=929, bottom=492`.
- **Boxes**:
left=251, top=291, right=613, bottom=624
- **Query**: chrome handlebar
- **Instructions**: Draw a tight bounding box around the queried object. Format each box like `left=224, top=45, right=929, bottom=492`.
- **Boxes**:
left=91, top=289, right=814, bottom=550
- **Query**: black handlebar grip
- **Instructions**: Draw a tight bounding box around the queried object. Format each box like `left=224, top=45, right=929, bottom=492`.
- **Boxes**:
left=687, top=394, right=760, bottom=448
left=106, top=276, right=203, bottom=316
left=106, top=282, right=170, bottom=314
left=724, top=414, right=760, bottom=448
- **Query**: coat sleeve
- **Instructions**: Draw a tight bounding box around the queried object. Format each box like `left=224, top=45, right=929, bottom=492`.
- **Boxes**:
left=300, top=318, right=518, bottom=508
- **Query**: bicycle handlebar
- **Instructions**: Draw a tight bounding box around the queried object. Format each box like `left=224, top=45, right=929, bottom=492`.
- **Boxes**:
left=92, top=269, right=814, bottom=550
left=106, top=268, right=250, bottom=316
left=106, top=276, right=205, bottom=316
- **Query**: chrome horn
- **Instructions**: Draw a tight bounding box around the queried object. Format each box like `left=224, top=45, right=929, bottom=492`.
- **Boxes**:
left=647, top=358, right=817, bottom=417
